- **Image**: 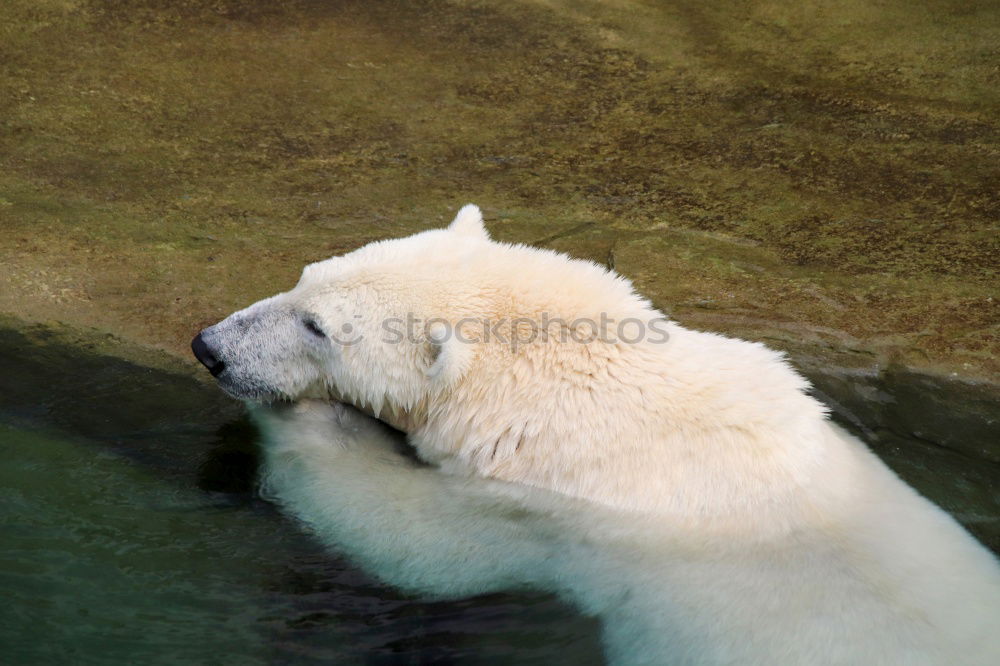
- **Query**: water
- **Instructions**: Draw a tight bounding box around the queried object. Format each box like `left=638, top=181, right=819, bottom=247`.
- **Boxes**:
left=0, top=327, right=601, bottom=665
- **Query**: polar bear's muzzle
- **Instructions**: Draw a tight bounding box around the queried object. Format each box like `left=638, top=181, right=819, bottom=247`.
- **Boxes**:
left=191, top=301, right=329, bottom=404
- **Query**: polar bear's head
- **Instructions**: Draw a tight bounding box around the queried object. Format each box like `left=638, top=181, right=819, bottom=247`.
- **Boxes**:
left=192, top=205, right=496, bottom=413
left=193, top=203, right=661, bottom=430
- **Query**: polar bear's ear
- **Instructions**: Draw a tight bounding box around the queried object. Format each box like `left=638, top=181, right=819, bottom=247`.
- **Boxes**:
left=448, top=204, right=490, bottom=240
left=426, top=321, right=474, bottom=387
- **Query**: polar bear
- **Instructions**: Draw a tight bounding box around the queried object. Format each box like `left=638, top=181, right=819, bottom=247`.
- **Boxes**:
left=193, top=205, right=1000, bottom=665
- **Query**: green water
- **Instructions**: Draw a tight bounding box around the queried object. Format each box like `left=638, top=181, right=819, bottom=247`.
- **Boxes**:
left=2, top=424, right=283, bottom=664
left=0, top=328, right=601, bottom=665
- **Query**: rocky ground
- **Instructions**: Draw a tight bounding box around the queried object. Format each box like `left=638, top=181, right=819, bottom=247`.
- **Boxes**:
left=1, top=1, right=998, bottom=459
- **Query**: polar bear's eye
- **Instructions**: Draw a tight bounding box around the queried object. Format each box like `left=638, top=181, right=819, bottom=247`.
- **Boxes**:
left=302, top=317, right=327, bottom=339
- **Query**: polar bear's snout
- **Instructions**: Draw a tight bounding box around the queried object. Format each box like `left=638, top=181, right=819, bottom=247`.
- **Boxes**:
left=191, top=300, right=335, bottom=403
left=191, top=332, right=226, bottom=377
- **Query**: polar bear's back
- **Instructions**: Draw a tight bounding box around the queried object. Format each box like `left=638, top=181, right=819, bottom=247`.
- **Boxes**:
left=585, top=444, right=1000, bottom=665
left=817, top=426, right=1000, bottom=662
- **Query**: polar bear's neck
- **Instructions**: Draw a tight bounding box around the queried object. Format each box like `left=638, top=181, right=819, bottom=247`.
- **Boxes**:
left=407, top=320, right=834, bottom=521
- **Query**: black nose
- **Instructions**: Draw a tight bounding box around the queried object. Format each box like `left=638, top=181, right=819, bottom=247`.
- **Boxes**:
left=191, top=332, right=226, bottom=377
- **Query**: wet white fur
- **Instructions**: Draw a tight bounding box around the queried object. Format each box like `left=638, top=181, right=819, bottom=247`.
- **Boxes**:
left=203, top=205, right=1000, bottom=664
left=254, top=400, right=999, bottom=666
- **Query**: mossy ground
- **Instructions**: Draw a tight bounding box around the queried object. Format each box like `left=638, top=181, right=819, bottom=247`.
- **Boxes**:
left=1, top=0, right=997, bottom=379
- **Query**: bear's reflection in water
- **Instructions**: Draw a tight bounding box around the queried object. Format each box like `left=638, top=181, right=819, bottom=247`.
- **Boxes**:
left=253, top=399, right=999, bottom=666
